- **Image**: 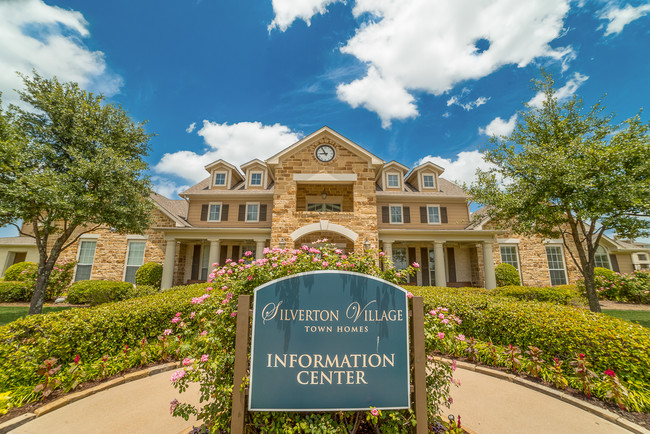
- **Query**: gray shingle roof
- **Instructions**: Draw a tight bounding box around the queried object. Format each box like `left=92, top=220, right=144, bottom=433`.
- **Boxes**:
left=150, top=192, right=190, bottom=227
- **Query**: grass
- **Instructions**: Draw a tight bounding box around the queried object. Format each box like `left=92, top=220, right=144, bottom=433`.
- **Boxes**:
left=0, top=306, right=74, bottom=326
left=603, top=309, right=650, bottom=329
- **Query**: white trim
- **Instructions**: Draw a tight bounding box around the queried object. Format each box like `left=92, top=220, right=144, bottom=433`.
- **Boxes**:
left=389, top=204, right=404, bottom=224
left=290, top=220, right=359, bottom=242
left=293, top=173, right=357, bottom=183
left=420, top=172, right=437, bottom=190
left=543, top=239, right=563, bottom=244
left=497, top=238, right=520, bottom=244
left=213, top=170, right=228, bottom=188
left=207, top=202, right=222, bottom=222
left=245, top=202, right=260, bottom=223
left=385, top=172, right=401, bottom=189
left=248, top=170, right=265, bottom=188
left=79, top=234, right=100, bottom=239
left=426, top=204, right=441, bottom=225
left=126, top=234, right=148, bottom=240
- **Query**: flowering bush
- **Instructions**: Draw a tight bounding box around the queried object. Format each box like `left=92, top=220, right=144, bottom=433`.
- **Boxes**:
left=169, top=243, right=455, bottom=432
left=2, top=260, right=75, bottom=300
left=577, top=267, right=650, bottom=304
left=493, top=284, right=584, bottom=306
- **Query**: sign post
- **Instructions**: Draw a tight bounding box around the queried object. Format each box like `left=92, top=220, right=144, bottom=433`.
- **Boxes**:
left=231, top=271, right=427, bottom=432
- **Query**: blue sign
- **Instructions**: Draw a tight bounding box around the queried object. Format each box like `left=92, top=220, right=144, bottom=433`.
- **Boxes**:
left=248, top=271, right=410, bottom=411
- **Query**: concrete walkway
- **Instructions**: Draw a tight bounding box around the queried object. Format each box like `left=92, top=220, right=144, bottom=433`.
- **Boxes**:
left=7, top=365, right=645, bottom=433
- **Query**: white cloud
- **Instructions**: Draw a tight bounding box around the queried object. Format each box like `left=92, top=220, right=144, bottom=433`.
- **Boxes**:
left=268, top=0, right=343, bottom=31
left=447, top=95, right=490, bottom=111
left=151, top=176, right=190, bottom=199
left=600, top=3, right=650, bottom=36
left=479, top=114, right=517, bottom=136
left=527, top=72, right=589, bottom=108
left=333, top=0, right=573, bottom=126
left=186, top=122, right=196, bottom=133
left=336, top=66, right=418, bottom=128
left=442, top=111, right=451, bottom=118
left=415, top=150, right=496, bottom=186
left=0, top=0, right=122, bottom=107
left=154, top=121, right=302, bottom=183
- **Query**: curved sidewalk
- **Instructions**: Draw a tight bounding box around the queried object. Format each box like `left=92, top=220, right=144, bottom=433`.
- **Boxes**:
left=4, top=363, right=647, bottom=433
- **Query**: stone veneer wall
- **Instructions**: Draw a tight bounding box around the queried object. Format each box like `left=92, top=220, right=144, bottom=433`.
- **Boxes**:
left=56, top=208, right=172, bottom=281
left=270, top=138, right=379, bottom=252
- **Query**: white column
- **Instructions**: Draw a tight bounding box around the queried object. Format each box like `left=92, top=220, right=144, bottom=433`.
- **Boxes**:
left=383, top=241, right=393, bottom=263
left=483, top=241, right=497, bottom=290
left=161, top=238, right=177, bottom=290
left=255, top=239, right=266, bottom=259
left=434, top=241, right=447, bottom=287
left=208, top=239, right=220, bottom=268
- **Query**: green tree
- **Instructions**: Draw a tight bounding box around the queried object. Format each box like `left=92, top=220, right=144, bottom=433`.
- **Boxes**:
left=468, top=72, right=650, bottom=313
left=0, top=73, right=153, bottom=315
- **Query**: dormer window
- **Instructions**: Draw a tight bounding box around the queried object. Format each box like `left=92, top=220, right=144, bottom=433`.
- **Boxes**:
left=386, top=173, right=400, bottom=189
left=214, top=171, right=227, bottom=187
left=250, top=172, right=263, bottom=187
left=422, top=174, right=436, bottom=189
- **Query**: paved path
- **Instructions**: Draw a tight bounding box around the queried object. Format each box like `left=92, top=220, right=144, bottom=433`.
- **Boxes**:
left=9, top=366, right=641, bottom=434
left=600, top=300, right=650, bottom=311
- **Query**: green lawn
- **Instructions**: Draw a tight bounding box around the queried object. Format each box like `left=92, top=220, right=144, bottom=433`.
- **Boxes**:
left=0, top=306, right=74, bottom=326
left=603, top=309, right=650, bottom=329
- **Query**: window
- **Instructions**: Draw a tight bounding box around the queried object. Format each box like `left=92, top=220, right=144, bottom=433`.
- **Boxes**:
left=427, top=205, right=440, bottom=224
left=200, top=245, right=210, bottom=281
left=500, top=245, right=520, bottom=271
left=208, top=203, right=221, bottom=222
left=422, top=174, right=436, bottom=189
left=594, top=246, right=611, bottom=269
left=75, top=240, right=97, bottom=281
left=390, top=205, right=403, bottom=224
left=214, top=172, right=227, bottom=186
left=638, top=254, right=648, bottom=261
left=545, top=245, right=567, bottom=286
left=307, top=203, right=342, bottom=212
left=250, top=172, right=263, bottom=186
left=392, top=248, right=407, bottom=270
left=386, top=173, right=400, bottom=188
left=246, top=203, right=259, bottom=222
left=124, top=241, right=146, bottom=284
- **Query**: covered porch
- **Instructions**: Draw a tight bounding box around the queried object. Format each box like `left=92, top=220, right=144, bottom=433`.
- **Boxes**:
left=379, top=230, right=500, bottom=289
left=157, top=228, right=271, bottom=289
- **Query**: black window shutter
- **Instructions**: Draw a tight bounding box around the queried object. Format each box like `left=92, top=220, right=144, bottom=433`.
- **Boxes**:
left=238, top=204, right=246, bottom=221
left=420, top=206, right=427, bottom=223
left=609, top=254, right=620, bottom=272
left=381, top=206, right=389, bottom=223
left=441, top=207, right=448, bottom=223
left=260, top=204, right=267, bottom=221
left=221, top=204, right=229, bottom=221
left=403, top=206, right=410, bottom=223
left=200, top=204, right=208, bottom=221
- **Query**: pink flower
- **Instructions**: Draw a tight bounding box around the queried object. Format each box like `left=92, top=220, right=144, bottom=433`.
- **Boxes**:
left=163, top=329, right=173, bottom=336
left=247, top=275, right=253, bottom=281
left=451, top=360, right=457, bottom=371
left=190, top=312, right=195, bottom=319
left=379, top=251, right=385, bottom=256
left=216, top=309, right=224, bottom=315
left=245, top=250, right=253, bottom=256
left=200, top=354, right=209, bottom=362
left=441, top=319, right=449, bottom=325
left=222, top=286, right=228, bottom=291
left=171, top=316, right=180, bottom=324
left=438, top=313, right=445, bottom=320
left=406, top=292, right=413, bottom=299
left=412, top=262, right=420, bottom=268
left=322, top=261, right=329, bottom=267
left=74, top=354, right=80, bottom=365
left=578, top=353, right=585, bottom=360
left=170, top=369, right=186, bottom=382
left=437, top=332, right=445, bottom=339
left=182, top=357, right=192, bottom=366
left=341, top=255, right=348, bottom=260
left=456, top=334, right=466, bottom=341
left=604, top=369, right=616, bottom=377
left=175, top=312, right=182, bottom=317
left=231, top=312, right=237, bottom=317
left=336, top=262, right=342, bottom=267
left=170, top=399, right=179, bottom=415
left=200, top=330, right=208, bottom=336
left=370, top=408, right=379, bottom=417
left=206, top=287, right=213, bottom=292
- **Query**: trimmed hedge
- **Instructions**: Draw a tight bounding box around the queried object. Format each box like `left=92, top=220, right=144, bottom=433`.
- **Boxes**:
left=495, top=263, right=520, bottom=286
left=3, top=262, right=37, bottom=282
left=411, top=286, right=650, bottom=388
left=67, top=280, right=139, bottom=306
left=0, top=281, right=33, bottom=302
left=135, top=262, right=163, bottom=288
left=0, top=283, right=209, bottom=392
left=493, top=284, right=585, bottom=305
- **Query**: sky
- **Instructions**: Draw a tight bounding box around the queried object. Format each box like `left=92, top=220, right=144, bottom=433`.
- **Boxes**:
left=0, top=0, right=649, bottom=239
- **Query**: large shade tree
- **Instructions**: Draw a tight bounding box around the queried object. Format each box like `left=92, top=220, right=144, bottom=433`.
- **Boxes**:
left=468, top=72, right=650, bottom=312
left=0, top=73, right=153, bottom=314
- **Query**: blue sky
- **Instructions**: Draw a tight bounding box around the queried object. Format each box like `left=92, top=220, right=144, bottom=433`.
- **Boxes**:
left=0, top=0, right=649, bottom=238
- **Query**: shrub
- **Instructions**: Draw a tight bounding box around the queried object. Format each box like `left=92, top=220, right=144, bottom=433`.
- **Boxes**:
left=494, top=285, right=585, bottom=305
left=495, top=263, right=521, bottom=286
left=578, top=268, right=650, bottom=304
left=135, top=262, right=163, bottom=288
left=67, top=280, right=135, bottom=306
left=4, top=262, right=37, bottom=282
left=0, top=283, right=210, bottom=395
left=0, top=281, right=33, bottom=302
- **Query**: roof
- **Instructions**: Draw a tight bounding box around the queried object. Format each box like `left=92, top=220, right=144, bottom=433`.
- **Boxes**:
left=466, top=206, right=491, bottom=230
left=382, top=160, right=409, bottom=173
left=179, top=177, right=274, bottom=196
left=150, top=192, right=190, bottom=227
left=377, top=178, right=468, bottom=199
left=0, top=236, right=37, bottom=246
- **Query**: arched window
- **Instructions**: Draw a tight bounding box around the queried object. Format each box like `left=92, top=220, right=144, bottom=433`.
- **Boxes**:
left=594, top=246, right=611, bottom=269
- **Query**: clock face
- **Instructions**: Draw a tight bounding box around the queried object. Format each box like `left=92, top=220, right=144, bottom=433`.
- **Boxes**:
left=315, top=144, right=335, bottom=162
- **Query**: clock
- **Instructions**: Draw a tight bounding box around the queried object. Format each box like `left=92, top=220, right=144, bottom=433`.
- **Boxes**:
left=315, top=144, right=335, bottom=162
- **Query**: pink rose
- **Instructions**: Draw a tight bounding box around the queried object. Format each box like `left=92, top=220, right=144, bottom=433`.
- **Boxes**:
left=406, top=292, right=413, bottom=299
left=437, top=332, right=445, bottom=339
left=200, top=354, right=209, bottom=363
left=370, top=408, right=379, bottom=416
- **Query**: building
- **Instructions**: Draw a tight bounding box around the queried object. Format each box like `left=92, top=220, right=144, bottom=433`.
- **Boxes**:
left=1, top=127, right=648, bottom=288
